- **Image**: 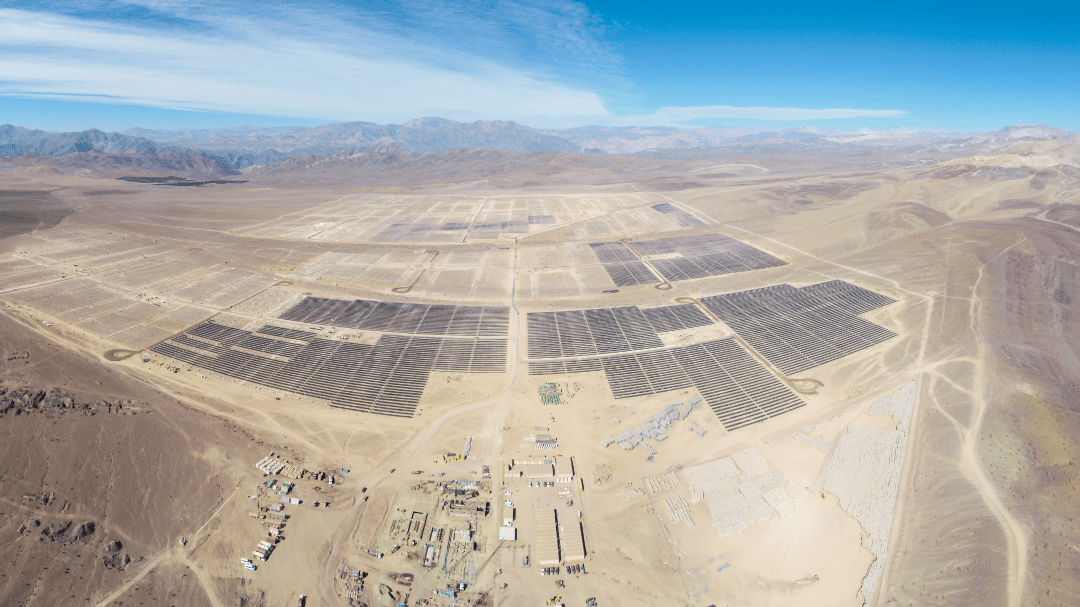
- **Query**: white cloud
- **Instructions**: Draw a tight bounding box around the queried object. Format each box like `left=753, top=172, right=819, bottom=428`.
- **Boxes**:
left=0, top=5, right=907, bottom=129
left=518, top=105, right=909, bottom=129
left=0, top=7, right=607, bottom=124
left=622, top=105, right=908, bottom=123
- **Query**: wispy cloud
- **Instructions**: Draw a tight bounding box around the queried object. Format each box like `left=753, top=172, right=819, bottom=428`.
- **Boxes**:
left=0, top=4, right=609, bottom=124
left=586, top=104, right=909, bottom=127
left=0, top=3, right=907, bottom=129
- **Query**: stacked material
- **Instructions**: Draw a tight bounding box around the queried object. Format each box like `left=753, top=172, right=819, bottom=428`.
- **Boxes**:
left=681, top=396, right=701, bottom=419
left=538, top=382, right=562, bottom=405
left=600, top=401, right=692, bottom=451
left=822, top=380, right=917, bottom=606
left=792, top=429, right=829, bottom=452
left=683, top=447, right=795, bottom=537
left=664, top=495, right=694, bottom=527
left=255, top=456, right=286, bottom=476
left=618, top=484, right=645, bottom=499
left=866, top=379, right=917, bottom=432
left=645, top=471, right=682, bottom=493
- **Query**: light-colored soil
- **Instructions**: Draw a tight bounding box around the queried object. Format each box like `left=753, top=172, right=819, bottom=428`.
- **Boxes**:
left=1, top=139, right=1078, bottom=606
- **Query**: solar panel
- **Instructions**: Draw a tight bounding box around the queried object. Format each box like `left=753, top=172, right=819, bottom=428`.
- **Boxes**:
left=591, top=233, right=786, bottom=283
left=275, top=297, right=511, bottom=337
left=700, top=282, right=896, bottom=374
left=150, top=325, right=507, bottom=418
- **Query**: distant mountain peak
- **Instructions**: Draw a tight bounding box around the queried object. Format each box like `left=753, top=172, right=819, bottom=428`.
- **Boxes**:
left=402, top=116, right=460, bottom=128
left=2, top=119, right=1077, bottom=172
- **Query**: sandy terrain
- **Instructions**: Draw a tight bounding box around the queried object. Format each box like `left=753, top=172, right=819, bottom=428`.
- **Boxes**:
left=0, top=139, right=1078, bottom=606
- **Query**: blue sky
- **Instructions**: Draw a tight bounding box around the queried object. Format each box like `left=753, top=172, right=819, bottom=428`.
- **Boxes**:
left=0, top=0, right=1077, bottom=132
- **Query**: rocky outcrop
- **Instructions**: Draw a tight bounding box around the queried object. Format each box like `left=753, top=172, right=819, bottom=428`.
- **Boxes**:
left=0, top=385, right=148, bottom=418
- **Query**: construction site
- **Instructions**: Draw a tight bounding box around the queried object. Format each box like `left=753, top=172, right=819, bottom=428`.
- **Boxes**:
left=1, top=131, right=1078, bottom=607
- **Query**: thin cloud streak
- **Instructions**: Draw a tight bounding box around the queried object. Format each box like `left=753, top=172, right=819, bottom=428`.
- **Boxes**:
left=612, top=105, right=909, bottom=125
left=0, top=8, right=607, bottom=123
left=0, top=6, right=908, bottom=129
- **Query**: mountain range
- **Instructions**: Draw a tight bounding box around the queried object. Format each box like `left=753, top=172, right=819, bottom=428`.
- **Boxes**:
left=1, top=118, right=1077, bottom=174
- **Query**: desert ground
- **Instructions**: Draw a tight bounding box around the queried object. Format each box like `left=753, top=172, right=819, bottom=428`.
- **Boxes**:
left=0, top=138, right=1078, bottom=607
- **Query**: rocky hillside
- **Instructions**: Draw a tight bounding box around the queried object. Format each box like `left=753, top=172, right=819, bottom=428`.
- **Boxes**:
left=4, top=119, right=1077, bottom=170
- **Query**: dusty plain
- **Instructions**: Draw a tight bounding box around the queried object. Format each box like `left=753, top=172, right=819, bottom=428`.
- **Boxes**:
left=0, top=140, right=1078, bottom=607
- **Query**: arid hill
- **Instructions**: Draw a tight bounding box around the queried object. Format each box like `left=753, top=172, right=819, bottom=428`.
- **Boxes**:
left=0, top=150, right=240, bottom=179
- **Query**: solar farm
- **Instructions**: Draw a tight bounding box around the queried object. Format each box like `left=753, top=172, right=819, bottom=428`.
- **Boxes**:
left=699, top=282, right=896, bottom=375
left=18, top=108, right=1080, bottom=607
left=150, top=320, right=507, bottom=417
left=0, top=181, right=924, bottom=607
left=278, top=297, right=510, bottom=337
left=525, top=280, right=896, bottom=431
left=0, top=194, right=899, bottom=428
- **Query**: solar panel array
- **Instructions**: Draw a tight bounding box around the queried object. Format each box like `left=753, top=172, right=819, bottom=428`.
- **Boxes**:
left=589, top=242, right=638, bottom=263
left=528, top=214, right=556, bottom=225
left=587, top=233, right=786, bottom=285
left=527, top=358, right=603, bottom=376
left=279, top=297, right=509, bottom=337
left=587, top=242, right=660, bottom=287
left=369, top=220, right=467, bottom=243
left=796, top=279, right=896, bottom=315
left=641, top=234, right=786, bottom=281
left=676, top=340, right=804, bottom=430
left=651, top=203, right=706, bottom=227
left=639, top=304, right=713, bottom=333
left=522, top=281, right=895, bottom=431
left=700, top=282, right=896, bottom=375
left=529, top=337, right=803, bottom=431
left=602, top=349, right=691, bottom=397
left=469, top=219, right=529, bottom=239
left=527, top=303, right=716, bottom=360
left=150, top=321, right=506, bottom=418
left=604, top=261, right=660, bottom=287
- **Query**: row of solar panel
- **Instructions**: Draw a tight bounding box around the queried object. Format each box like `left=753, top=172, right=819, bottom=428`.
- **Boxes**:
left=526, top=304, right=713, bottom=360
left=699, top=282, right=896, bottom=375
left=279, top=297, right=510, bottom=337
left=523, top=280, right=897, bottom=430
left=602, top=261, right=659, bottom=287
left=649, top=247, right=786, bottom=281
left=590, top=233, right=787, bottom=287
left=650, top=203, right=706, bottom=228
left=528, top=337, right=804, bottom=431
left=150, top=321, right=506, bottom=418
